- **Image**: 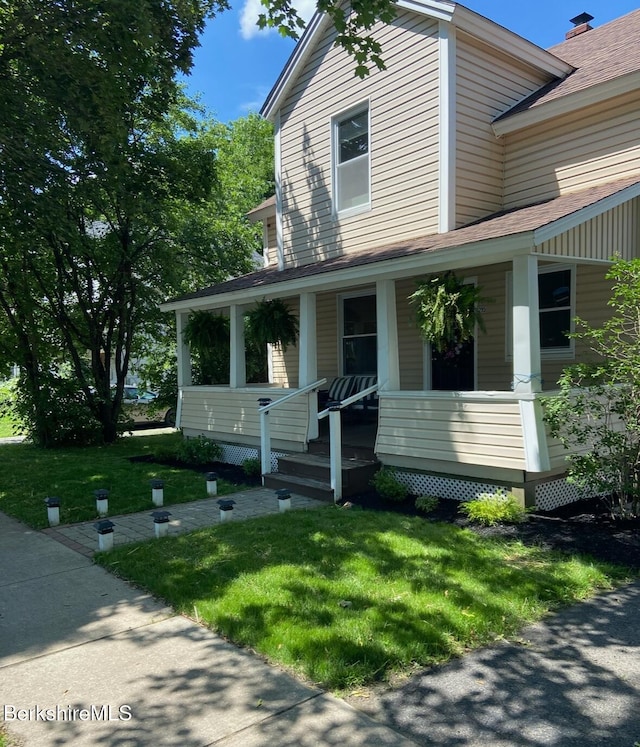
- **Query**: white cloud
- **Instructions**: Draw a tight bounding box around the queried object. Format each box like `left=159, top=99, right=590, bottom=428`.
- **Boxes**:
left=239, top=0, right=317, bottom=40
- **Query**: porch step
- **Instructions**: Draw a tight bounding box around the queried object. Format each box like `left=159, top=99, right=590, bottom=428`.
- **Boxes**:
left=307, top=439, right=376, bottom=462
left=263, top=473, right=335, bottom=502
left=263, top=452, right=380, bottom=502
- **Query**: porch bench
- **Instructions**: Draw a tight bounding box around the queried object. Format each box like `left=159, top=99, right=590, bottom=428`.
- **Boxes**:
left=318, top=375, right=378, bottom=417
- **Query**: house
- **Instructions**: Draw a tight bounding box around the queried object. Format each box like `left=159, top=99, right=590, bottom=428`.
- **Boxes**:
left=161, top=3, right=640, bottom=510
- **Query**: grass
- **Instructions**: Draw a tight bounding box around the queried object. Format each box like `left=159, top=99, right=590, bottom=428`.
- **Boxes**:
left=0, top=432, right=245, bottom=528
left=0, top=381, right=21, bottom=438
left=96, top=507, right=631, bottom=693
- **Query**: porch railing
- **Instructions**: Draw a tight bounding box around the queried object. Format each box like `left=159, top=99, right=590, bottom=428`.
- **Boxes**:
left=258, top=378, right=327, bottom=479
left=317, top=382, right=380, bottom=502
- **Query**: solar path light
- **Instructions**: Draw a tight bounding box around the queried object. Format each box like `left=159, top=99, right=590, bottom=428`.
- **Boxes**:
left=217, top=498, right=235, bottom=523
left=276, top=488, right=291, bottom=513
left=94, top=520, right=115, bottom=551
left=93, top=489, right=109, bottom=517
left=151, top=510, right=172, bottom=538
left=150, top=479, right=165, bottom=507
left=45, top=496, right=61, bottom=527
left=206, top=472, right=218, bottom=497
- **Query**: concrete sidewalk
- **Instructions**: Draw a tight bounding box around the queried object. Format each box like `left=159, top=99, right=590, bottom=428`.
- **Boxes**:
left=3, top=501, right=640, bottom=746
left=0, top=511, right=416, bottom=746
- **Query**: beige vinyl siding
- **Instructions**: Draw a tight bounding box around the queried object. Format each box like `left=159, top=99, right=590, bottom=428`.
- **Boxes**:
left=181, top=386, right=308, bottom=448
left=474, top=263, right=511, bottom=390
left=504, top=90, right=640, bottom=208
left=375, top=393, right=526, bottom=470
left=396, top=278, right=424, bottom=390
left=270, top=297, right=300, bottom=386
left=316, top=291, right=339, bottom=381
left=541, top=263, right=614, bottom=388
left=538, top=199, right=640, bottom=261
left=456, top=35, right=552, bottom=227
left=265, top=218, right=277, bottom=267
left=279, top=10, right=440, bottom=267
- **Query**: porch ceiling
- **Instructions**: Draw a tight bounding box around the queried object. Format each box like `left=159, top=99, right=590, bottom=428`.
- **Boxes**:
left=161, top=176, right=640, bottom=312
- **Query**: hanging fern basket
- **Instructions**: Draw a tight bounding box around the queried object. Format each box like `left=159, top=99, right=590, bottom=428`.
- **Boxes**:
left=409, top=272, right=489, bottom=354
left=245, top=299, right=299, bottom=352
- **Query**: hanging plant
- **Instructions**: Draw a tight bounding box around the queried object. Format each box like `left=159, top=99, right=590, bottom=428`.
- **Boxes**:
left=245, top=298, right=299, bottom=352
left=409, top=271, right=490, bottom=353
left=183, top=311, right=230, bottom=351
left=183, top=312, right=230, bottom=384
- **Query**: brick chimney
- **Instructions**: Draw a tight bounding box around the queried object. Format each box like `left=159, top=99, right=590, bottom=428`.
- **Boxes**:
left=566, top=12, right=594, bottom=39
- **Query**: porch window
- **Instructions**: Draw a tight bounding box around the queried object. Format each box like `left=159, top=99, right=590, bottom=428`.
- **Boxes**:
left=333, top=104, right=370, bottom=216
left=538, top=267, right=572, bottom=351
left=506, top=265, right=575, bottom=359
left=342, top=294, right=377, bottom=375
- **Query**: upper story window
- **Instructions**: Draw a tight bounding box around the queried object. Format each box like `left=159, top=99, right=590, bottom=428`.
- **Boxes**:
left=333, top=104, right=370, bottom=217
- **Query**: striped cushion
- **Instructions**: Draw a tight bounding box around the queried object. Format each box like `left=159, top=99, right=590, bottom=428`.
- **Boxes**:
left=327, top=376, right=356, bottom=404
left=350, top=376, right=378, bottom=410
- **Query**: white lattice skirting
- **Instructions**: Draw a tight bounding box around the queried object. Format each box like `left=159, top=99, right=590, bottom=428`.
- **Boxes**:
left=219, top=443, right=586, bottom=511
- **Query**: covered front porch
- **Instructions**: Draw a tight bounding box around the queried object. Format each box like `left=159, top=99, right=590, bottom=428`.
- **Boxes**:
left=168, top=250, right=598, bottom=502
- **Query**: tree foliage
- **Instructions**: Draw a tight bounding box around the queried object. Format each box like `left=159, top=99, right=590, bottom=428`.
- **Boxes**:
left=544, top=258, right=640, bottom=517
left=258, top=0, right=397, bottom=77
left=0, top=0, right=394, bottom=446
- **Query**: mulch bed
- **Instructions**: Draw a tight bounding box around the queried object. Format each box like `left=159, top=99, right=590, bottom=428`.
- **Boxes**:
left=130, top=454, right=640, bottom=570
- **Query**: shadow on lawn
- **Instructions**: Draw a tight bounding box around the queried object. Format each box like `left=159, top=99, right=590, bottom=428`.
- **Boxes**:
left=100, top=510, right=628, bottom=694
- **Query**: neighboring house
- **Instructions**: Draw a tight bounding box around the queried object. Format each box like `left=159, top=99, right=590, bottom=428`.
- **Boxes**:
left=161, top=4, right=640, bottom=509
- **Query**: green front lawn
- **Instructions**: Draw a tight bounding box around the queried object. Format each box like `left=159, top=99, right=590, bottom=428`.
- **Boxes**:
left=0, top=433, right=244, bottom=528
left=97, top=507, right=630, bottom=692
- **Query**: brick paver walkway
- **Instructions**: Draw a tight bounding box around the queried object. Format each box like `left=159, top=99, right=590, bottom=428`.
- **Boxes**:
left=42, top=488, right=325, bottom=557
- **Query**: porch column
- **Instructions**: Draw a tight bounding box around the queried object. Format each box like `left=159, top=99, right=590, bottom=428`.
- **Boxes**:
left=376, top=279, right=400, bottom=391
left=176, top=311, right=192, bottom=388
left=175, top=311, right=191, bottom=430
left=230, top=304, right=246, bottom=388
left=299, top=292, right=319, bottom=440
left=511, top=255, right=541, bottom=394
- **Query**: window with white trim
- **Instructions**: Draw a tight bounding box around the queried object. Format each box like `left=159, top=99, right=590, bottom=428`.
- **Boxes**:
left=333, top=105, right=370, bottom=216
left=506, top=265, right=575, bottom=359
left=341, top=293, right=377, bottom=375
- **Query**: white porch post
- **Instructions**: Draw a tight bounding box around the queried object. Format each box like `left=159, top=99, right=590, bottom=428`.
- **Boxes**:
left=299, top=292, right=319, bottom=440
left=511, top=255, right=541, bottom=394
left=512, top=255, right=550, bottom=475
left=176, top=311, right=192, bottom=388
left=376, top=279, right=400, bottom=391
left=175, top=311, right=192, bottom=429
left=329, top=405, right=342, bottom=502
left=229, top=304, right=246, bottom=388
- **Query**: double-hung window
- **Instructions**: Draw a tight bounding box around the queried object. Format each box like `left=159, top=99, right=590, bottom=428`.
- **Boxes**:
left=537, top=267, right=573, bottom=353
left=333, top=105, right=370, bottom=216
left=505, top=265, right=574, bottom=359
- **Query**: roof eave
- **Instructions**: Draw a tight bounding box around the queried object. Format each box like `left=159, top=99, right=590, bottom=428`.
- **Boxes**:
left=493, top=70, right=640, bottom=136
left=160, top=234, right=534, bottom=313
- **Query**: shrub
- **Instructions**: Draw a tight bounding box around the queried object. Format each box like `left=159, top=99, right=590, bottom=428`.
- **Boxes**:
left=415, top=495, right=439, bottom=514
left=460, top=492, right=526, bottom=526
left=177, top=435, right=222, bottom=465
left=242, top=457, right=262, bottom=478
left=371, top=467, right=408, bottom=502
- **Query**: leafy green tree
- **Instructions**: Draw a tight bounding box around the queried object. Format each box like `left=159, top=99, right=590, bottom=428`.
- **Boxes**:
left=544, top=258, right=640, bottom=518
left=0, top=0, right=395, bottom=446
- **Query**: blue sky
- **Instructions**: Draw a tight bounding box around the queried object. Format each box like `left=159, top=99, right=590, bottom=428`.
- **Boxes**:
left=182, top=1, right=639, bottom=123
